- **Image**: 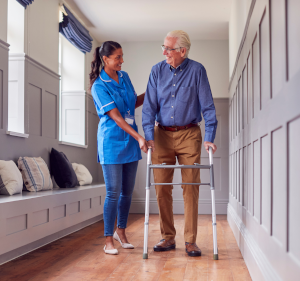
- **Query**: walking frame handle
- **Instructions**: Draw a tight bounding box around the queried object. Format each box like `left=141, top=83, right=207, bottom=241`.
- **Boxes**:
left=143, top=146, right=218, bottom=260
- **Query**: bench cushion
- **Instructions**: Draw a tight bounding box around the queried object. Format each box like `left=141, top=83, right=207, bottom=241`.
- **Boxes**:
left=18, top=157, right=53, bottom=192
left=72, top=163, right=93, bottom=186
left=50, top=148, right=79, bottom=188
left=0, top=160, right=23, bottom=195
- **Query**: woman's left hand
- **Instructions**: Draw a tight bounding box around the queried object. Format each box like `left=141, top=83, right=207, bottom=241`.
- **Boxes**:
left=138, top=136, right=148, bottom=153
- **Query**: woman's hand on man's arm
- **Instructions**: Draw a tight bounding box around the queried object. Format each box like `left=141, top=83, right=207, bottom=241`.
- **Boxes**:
left=107, top=108, right=148, bottom=153
left=135, top=93, right=145, bottom=108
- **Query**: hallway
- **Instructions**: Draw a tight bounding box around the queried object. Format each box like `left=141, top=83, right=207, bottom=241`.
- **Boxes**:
left=0, top=214, right=251, bottom=281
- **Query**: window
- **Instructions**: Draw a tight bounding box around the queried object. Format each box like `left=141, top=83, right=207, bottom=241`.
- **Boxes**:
left=7, top=0, right=26, bottom=135
left=59, top=30, right=86, bottom=146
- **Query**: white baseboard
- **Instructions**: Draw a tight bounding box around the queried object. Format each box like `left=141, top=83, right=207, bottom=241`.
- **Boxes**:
left=227, top=204, right=282, bottom=281
left=130, top=199, right=228, bottom=214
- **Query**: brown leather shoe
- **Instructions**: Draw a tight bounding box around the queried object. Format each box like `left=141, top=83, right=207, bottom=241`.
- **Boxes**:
left=185, top=242, right=201, bottom=257
left=153, top=239, right=176, bottom=252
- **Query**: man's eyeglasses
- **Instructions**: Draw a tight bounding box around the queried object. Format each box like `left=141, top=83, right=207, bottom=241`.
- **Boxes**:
left=161, top=45, right=182, bottom=53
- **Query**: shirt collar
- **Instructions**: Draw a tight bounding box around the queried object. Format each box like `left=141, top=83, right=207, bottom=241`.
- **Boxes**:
left=99, top=69, right=123, bottom=87
left=169, top=58, right=189, bottom=71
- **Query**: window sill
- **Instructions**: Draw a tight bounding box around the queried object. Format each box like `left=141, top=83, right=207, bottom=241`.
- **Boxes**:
left=58, top=141, right=88, bottom=149
left=6, top=131, right=29, bottom=138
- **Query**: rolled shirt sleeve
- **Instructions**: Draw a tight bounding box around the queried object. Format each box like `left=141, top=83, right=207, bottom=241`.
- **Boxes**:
left=92, top=83, right=116, bottom=116
left=198, top=66, right=218, bottom=143
left=142, top=69, right=158, bottom=141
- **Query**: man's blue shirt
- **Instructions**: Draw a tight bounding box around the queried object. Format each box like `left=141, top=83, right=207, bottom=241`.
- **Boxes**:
left=142, top=58, right=218, bottom=143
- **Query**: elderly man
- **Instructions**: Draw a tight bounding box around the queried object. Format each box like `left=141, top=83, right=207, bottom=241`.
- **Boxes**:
left=142, top=30, right=218, bottom=257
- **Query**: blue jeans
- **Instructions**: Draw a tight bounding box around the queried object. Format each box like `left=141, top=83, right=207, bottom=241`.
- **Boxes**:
left=102, top=161, right=138, bottom=236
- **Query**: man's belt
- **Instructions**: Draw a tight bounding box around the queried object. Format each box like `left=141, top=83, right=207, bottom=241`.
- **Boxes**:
left=158, top=123, right=198, bottom=132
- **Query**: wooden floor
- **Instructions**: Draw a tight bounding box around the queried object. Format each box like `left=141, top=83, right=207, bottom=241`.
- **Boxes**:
left=0, top=214, right=251, bottom=281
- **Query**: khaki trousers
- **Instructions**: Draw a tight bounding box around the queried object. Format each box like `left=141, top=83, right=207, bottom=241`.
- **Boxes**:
left=152, top=125, right=202, bottom=243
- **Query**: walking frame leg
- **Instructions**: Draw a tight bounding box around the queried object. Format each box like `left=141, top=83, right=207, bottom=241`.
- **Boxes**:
left=142, top=147, right=218, bottom=260
left=209, top=147, right=219, bottom=260
left=143, top=148, right=152, bottom=259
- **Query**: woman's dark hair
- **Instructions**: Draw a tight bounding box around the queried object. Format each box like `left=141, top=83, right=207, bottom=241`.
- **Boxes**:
left=89, top=41, right=122, bottom=90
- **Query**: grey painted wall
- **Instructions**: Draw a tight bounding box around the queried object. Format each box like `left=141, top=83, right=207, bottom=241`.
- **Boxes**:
left=228, top=0, right=300, bottom=280
left=0, top=39, right=103, bottom=184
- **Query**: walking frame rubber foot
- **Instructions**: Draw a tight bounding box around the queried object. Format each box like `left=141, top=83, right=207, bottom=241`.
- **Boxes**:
left=213, top=254, right=219, bottom=260
left=143, top=253, right=148, bottom=259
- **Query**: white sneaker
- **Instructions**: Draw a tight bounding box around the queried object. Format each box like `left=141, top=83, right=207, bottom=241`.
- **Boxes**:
left=103, top=245, right=118, bottom=255
left=113, top=231, right=134, bottom=249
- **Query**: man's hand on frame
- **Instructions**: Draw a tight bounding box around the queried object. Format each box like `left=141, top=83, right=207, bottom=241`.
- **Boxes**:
left=204, top=141, right=217, bottom=154
left=147, top=140, right=155, bottom=152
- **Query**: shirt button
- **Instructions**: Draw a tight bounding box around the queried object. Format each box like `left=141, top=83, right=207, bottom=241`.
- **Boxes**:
left=172, top=106, right=173, bottom=108
left=180, top=69, right=182, bottom=71
left=171, top=116, right=173, bottom=118
left=173, top=84, right=175, bottom=86
left=174, top=74, right=176, bottom=76
left=172, top=95, right=174, bottom=97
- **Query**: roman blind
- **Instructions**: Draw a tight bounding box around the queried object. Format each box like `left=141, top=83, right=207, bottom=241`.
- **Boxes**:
left=16, top=0, right=34, bottom=8
left=59, top=5, right=93, bottom=53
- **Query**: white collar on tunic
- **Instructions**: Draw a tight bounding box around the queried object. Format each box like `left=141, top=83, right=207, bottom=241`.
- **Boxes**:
left=99, top=71, right=123, bottom=82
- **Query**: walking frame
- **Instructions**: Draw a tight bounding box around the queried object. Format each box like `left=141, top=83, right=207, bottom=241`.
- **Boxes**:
left=143, top=147, right=218, bottom=260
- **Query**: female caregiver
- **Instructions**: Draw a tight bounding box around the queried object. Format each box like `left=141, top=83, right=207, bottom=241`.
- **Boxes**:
left=90, top=41, right=147, bottom=255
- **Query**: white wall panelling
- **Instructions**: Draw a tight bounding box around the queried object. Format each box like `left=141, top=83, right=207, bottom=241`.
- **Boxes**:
left=61, top=91, right=86, bottom=146
left=228, top=0, right=300, bottom=279
left=253, top=139, right=260, bottom=222
left=287, top=0, right=300, bottom=80
left=288, top=116, right=300, bottom=261
left=7, top=53, right=25, bottom=134
left=0, top=184, right=106, bottom=265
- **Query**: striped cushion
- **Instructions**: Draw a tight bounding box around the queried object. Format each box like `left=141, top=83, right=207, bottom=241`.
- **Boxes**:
left=18, top=157, right=53, bottom=192
left=0, top=160, right=23, bottom=195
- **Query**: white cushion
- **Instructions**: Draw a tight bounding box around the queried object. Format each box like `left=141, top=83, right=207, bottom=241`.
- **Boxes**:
left=72, top=163, right=93, bottom=186
left=0, top=160, right=23, bottom=195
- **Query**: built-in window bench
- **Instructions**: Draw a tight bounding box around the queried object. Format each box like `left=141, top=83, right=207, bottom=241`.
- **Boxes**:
left=0, top=184, right=106, bottom=265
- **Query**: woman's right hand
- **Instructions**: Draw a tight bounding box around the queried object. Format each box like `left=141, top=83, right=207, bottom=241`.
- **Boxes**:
left=138, top=136, right=148, bottom=153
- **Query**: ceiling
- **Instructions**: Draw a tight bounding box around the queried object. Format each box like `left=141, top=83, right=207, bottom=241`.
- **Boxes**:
left=64, top=0, right=232, bottom=43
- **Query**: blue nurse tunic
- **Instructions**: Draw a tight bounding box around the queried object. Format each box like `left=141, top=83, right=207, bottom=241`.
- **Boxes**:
left=91, top=69, right=142, bottom=164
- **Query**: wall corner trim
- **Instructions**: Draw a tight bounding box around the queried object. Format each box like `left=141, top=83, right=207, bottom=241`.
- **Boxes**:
left=229, top=0, right=256, bottom=90
left=227, top=204, right=282, bottom=281
left=6, top=131, right=29, bottom=138
left=58, top=141, right=88, bottom=149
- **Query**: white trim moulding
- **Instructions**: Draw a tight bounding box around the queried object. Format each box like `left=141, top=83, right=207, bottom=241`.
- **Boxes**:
left=0, top=39, right=10, bottom=51
left=59, top=141, right=88, bottom=149
left=6, top=131, right=29, bottom=138
left=227, top=204, right=282, bottom=281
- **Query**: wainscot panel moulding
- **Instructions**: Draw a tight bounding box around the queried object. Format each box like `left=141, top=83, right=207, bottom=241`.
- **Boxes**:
left=25, top=55, right=60, bottom=80
left=0, top=39, right=10, bottom=51
left=8, top=53, right=25, bottom=134
left=61, top=90, right=86, bottom=146
left=227, top=204, right=282, bottom=281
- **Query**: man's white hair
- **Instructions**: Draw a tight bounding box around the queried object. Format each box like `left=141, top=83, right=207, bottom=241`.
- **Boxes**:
left=166, top=30, right=191, bottom=58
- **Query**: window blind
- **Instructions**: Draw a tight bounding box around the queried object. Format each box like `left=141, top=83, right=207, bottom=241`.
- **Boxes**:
left=59, top=5, right=93, bottom=53
left=16, top=0, right=34, bottom=8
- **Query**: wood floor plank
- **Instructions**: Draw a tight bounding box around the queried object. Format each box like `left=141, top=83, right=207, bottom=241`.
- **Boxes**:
left=0, top=214, right=252, bottom=281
